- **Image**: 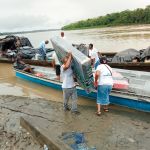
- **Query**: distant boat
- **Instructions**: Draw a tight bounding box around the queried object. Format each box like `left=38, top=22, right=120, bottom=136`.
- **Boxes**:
left=14, top=67, right=150, bottom=113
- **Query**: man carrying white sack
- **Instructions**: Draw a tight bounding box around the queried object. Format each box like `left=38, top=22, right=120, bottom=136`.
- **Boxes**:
left=61, top=52, right=80, bottom=115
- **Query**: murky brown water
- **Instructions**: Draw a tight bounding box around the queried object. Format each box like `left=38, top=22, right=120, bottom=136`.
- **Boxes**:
left=1, top=25, right=150, bottom=106
left=0, top=63, right=95, bottom=106
left=1, top=24, right=150, bottom=52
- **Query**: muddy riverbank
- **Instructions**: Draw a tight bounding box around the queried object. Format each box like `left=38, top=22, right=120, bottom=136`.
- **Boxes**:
left=0, top=95, right=42, bottom=150
left=0, top=95, right=149, bottom=150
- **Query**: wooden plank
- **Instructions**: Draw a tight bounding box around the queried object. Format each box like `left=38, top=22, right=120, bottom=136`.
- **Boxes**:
left=20, top=117, right=72, bottom=150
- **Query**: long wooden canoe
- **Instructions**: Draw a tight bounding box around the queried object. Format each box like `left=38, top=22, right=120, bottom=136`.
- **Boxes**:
left=108, top=62, right=150, bottom=72
left=0, top=57, right=53, bottom=67
left=0, top=57, right=150, bottom=72
left=14, top=68, right=150, bottom=112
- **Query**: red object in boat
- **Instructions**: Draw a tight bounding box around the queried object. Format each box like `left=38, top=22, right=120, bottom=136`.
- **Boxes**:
left=35, top=73, right=45, bottom=78
left=113, top=80, right=129, bottom=90
left=112, top=71, right=129, bottom=90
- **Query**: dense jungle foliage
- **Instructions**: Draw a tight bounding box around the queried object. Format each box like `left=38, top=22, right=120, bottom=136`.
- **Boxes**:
left=62, top=6, right=150, bottom=30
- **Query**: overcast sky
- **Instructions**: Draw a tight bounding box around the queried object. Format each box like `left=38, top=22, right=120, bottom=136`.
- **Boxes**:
left=0, top=0, right=149, bottom=32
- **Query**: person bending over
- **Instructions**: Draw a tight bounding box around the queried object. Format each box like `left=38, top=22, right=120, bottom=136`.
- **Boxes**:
left=14, top=54, right=33, bottom=73
left=38, top=40, right=49, bottom=60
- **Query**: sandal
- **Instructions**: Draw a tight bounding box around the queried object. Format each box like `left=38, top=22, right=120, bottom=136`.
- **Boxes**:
left=103, top=108, right=109, bottom=112
left=96, top=111, right=101, bottom=116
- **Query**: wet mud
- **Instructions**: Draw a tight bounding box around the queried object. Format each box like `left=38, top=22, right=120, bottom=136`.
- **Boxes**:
left=0, top=95, right=149, bottom=150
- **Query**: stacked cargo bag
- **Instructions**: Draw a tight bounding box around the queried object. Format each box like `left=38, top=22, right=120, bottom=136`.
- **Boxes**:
left=51, top=36, right=94, bottom=93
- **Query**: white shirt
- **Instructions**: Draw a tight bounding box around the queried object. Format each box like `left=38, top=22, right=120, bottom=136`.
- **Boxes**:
left=93, top=47, right=98, bottom=53
left=61, top=36, right=66, bottom=40
left=89, top=49, right=99, bottom=63
left=96, top=64, right=113, bottom=86
left=61, top=65, right=75, bottom=88
left=52, top=52, right=60, bottom=65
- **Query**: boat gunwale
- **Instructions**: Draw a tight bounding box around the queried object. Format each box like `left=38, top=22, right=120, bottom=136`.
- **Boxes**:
left=14, top=68, right=150, bottom=102
left=0, top=56, right=150, bottom=73
left=14, top=69, right=150, bottom=112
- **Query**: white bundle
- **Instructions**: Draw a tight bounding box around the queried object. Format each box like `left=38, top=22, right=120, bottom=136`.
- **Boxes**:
left=51, top=36, right=94, bottom=93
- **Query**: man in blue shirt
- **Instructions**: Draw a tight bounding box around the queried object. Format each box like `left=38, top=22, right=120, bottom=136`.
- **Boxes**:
left=38, top=40, right=49, bottom=60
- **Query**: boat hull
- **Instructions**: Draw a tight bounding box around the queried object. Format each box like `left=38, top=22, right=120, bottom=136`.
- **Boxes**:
left=15, top=70, right=150, bottom=113
left=1, top=57, right=150, bottom=72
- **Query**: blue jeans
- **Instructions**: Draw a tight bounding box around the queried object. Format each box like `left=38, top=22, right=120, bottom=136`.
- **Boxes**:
left=94, top=59, right=100, bottom=69
left=38, top=48, right=46, bottom=60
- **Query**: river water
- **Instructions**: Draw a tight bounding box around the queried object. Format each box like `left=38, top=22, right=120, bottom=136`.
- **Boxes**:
left=0, top=63, right=95, bottom=106
left=1, top=25, right=150, bottom=106
left=2, top=24, right=149, bottom=52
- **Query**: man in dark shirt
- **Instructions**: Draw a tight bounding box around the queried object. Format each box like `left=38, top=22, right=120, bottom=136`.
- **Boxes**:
left=14, top=54, right=33, bottom=73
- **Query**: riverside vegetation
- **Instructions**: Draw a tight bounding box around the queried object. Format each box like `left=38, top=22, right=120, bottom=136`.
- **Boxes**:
left=62, top=6, right=150, bottom=30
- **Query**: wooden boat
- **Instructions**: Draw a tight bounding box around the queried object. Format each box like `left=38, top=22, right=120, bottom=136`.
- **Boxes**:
left=27, top=60, right=150, bottom=72
left=0, top=57, right=12, bottom=63
left=108, top=62, right=150, bottom=72
left=14, top=68, right=150, bottom=112
left=0, top=57, right=53, bottom=67
left=1, top=57, right=150, bottom=72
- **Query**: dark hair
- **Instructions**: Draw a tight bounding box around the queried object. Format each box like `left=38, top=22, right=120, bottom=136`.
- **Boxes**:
left=133, top=56, right=140, bottom=62
left=100, top=56, right=107, bottom=64
left=61, top=32, right=64, bottom=36
left=45, top=40, right=49, bottom=44
left=89, top=43, right=93, bottom=49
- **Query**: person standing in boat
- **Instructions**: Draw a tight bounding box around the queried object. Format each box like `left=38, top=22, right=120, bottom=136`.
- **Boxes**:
left=61, top=52, right=80, bottom=115
left=60, top=32, right=66, bottom=39
left=52, top=51, right=61, bottom=80
left=88, top=43, right=100, bottom=69
left=38, top=40, right=49, bottom=60
left=94, top=57, right=113, bottom=116
left=51, top=32, right=66, bottom=80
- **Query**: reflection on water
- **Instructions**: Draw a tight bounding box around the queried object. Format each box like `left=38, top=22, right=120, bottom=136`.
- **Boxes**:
left=0, top=63, right=95, bottom=106
left=1, top=25, right=150, bottom=52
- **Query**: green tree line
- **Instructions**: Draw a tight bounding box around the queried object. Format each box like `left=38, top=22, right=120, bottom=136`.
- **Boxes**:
left=62, top=6, right=150, bottom=30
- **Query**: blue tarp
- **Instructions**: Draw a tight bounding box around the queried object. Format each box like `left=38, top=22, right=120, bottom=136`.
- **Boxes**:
left=62, top=132, right=96, bottom=150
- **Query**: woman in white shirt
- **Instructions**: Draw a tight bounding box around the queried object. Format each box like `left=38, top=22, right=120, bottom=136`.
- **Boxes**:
left=94, top=57, right=113, bottom=116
